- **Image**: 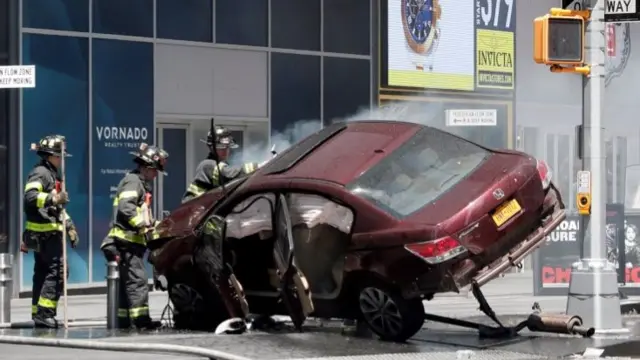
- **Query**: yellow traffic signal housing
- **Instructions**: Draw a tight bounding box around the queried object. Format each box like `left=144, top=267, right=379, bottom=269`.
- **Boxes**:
left=533, top=14, right=585, bottom=65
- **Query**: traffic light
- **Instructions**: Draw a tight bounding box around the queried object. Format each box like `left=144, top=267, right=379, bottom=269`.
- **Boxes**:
left=533, top=13, right=585, bottom=65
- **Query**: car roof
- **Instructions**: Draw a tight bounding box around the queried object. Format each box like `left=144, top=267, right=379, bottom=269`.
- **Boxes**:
left=269, top=120, right=422, bottom=185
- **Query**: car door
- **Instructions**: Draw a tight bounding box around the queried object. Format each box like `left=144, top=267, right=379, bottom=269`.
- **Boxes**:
left=195, top=214, right=249, bottom=319
left=273, top=194, right=314, bottom=330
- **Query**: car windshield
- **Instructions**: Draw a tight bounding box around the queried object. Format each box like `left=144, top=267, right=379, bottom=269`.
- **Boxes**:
left=346, top=127, right=489, bottom=218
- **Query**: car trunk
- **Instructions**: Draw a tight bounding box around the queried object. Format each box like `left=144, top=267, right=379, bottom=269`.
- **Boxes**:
left=407, top=152, right=542, bottom=253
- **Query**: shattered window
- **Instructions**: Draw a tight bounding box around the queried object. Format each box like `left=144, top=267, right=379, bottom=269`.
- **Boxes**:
left=347, top=127, right=488, bottom=218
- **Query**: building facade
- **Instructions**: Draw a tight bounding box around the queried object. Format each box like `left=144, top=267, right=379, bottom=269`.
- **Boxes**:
left=6, top=0, right=375, bottom=292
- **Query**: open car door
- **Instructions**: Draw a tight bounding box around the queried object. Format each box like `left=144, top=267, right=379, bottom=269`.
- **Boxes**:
left=194, top=214, right=249, bottom=319
left=273, top=194, right=314, bottom=330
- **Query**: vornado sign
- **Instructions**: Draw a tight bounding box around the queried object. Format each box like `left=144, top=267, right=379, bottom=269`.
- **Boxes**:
left=96, top=126, right=148, bottom=141
left=95, top=126, right=149, bottom=148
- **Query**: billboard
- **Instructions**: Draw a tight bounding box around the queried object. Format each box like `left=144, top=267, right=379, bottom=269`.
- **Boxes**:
left=534, top=206, right=640, bottom=295
left=383, top=0, right=515, bottom=92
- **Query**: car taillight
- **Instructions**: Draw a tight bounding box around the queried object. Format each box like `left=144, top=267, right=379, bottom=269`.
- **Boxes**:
left=536, top=159, right=552, bottom=190
left=404, top=236, right=467, bottom=264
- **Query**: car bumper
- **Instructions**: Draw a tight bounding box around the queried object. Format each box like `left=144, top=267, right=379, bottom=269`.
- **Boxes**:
left=455, top=184, right=566, bottom=288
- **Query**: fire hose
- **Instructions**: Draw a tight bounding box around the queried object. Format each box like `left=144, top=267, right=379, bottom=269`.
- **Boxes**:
left=0, top=335, right=253, bottom=360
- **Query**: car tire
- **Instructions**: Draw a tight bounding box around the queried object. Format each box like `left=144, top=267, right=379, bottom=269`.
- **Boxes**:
left=356, top=280, right=425, bottom=342
left=167, top=265, right=229, bottom=331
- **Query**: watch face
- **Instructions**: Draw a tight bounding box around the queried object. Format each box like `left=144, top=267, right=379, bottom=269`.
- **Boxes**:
left=401, top=0, right=441, bottom=55
left=405, top=0, right=433, bottom=44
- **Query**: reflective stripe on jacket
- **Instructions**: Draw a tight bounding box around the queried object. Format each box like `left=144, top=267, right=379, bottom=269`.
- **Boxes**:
left=101, top=170, right=154, bottom=248
left=181, top=159, right=257, bottom=203
left=23, top=160, right=73, bottom=233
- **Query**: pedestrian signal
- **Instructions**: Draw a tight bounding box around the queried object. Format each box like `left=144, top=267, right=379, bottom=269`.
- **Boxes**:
left=533, top=14, right=584, bottom=65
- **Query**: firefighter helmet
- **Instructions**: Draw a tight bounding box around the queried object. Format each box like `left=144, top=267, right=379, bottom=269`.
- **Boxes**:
left=30, top=135, right=72, bottom=157
left=201, top=126, right=239, bottom=149
left=130, top=143, right=169, bottom=174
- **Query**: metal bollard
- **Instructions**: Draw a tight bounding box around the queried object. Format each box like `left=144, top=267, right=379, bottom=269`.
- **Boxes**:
left=0, top=253, right=13, bottom=324
left=106, top=261, right=119, bottom=330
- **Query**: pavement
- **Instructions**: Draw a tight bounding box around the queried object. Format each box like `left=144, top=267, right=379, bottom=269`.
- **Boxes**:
left=1, top=272, right=639, bottom=359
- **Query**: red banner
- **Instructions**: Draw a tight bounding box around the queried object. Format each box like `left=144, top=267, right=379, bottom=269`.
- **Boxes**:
left=542, top=266, right=640, bottom=285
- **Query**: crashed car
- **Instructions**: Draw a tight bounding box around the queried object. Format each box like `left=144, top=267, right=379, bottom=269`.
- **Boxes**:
left=148, top=120, right=566, bottom=342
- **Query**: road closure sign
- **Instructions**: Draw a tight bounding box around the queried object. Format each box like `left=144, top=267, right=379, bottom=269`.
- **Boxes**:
left=0, top=65, right=36, bottom=89
left=604, top=0, right=640, bottom=23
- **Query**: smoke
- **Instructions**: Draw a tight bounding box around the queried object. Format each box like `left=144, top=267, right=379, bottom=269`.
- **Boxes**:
left=232, top=100, right=447, bottom=165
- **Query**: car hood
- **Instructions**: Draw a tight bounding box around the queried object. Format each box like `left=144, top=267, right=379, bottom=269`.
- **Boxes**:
left=154, top=191, right=224, bottom=240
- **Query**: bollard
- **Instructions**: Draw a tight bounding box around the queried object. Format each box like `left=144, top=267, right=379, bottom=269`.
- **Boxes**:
left=106, top=261, right=119, bottom=329
left=0, top=254, right=13, bottom=324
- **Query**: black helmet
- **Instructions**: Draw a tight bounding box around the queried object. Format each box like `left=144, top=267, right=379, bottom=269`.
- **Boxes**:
left=130, top=143, right=169, bottom=174
left=201, top=126, right=239, bottom=149
left=30, top=135, right=72, bottom=157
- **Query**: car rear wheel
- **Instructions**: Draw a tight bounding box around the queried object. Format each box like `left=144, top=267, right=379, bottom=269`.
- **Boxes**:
left=167, top=266, right=229, bottom=331
left=357, top=282, right=425, bottom=342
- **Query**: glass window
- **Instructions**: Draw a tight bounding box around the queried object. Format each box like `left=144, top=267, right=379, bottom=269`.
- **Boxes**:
left=92, top=0, right=153, bottom=37
left=0, top=57, right=7, bottom=253
left=216, top=0, right=267, bottom=47
left=22, top=34, right=90, bottom=285
left=323, top=57, right=370, bottom=126
left=157, top=0, right=212, bottom=42
left=347, top=128, right=489, bottom=218
left=271, top=53, right=321, bottom=138
left=271, top=0, right=320, bottom=51
left=92, top=39, right=154, bottom=281
left=0, top=0, right=8, bottom=54
left=23, top=0, right=89, bottom=32
left=323, top=0, right=370, bottom=55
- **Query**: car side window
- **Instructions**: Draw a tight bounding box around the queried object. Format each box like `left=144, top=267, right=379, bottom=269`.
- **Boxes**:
left=225, top=193, right=276, bottom=240
left=286, top=193, right=353, bottom=234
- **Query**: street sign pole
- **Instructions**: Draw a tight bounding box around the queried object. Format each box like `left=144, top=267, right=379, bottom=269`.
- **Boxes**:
left=565, top=0, right=628, bottom=333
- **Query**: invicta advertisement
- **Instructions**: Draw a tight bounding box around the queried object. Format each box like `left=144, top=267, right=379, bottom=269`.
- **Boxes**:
left=386, top=0, right=515, bottom=92
left=475, top=0, right=515, bottom=90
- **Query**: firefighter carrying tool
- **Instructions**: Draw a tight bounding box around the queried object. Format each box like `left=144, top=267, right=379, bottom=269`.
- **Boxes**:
left=100, top=143, right=168, bottom=330
left=181, top=124, right=258, bottom=203
left=22, top=135, right=79, bottom=329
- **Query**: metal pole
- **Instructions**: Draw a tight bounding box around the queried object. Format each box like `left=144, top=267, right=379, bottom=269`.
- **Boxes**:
left=565, top=0, right=627, bottom=334
left=59, top=140, right=68, bottom=329
left=0, top=254, right=13, bottom=324
left=106, top=261, right=119, bottom=330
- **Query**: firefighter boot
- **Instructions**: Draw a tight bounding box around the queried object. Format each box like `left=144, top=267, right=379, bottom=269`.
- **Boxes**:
left=33, top=314, right=58, bottom=329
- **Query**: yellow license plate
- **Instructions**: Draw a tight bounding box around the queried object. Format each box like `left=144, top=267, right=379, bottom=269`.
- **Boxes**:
left=491, top=199, right=522, bottom=227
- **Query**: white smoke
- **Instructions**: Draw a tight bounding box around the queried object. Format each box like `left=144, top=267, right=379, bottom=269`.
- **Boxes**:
left=233, top=101, right=447, bottom=165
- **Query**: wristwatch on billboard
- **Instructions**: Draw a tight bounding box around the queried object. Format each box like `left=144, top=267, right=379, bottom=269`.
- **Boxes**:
left=401, top=0, right=441, bottom=71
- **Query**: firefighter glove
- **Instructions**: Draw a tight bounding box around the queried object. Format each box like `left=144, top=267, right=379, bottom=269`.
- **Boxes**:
left=52, top=190, right=69, bottom=205
left=68, top=226, right=79, bottom=248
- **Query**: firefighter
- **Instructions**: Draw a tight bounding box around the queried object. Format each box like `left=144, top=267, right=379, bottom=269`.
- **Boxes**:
left=22, top=135, right=79, bottom=328
left=100, top=143, right=168, bottom=330
left=181, top=126, right=258, bottom=203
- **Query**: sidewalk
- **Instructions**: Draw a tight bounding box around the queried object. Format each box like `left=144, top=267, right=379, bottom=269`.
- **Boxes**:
left=7, top=272, right=538, bottom=322
left=436, top=271, right=536, bottom=298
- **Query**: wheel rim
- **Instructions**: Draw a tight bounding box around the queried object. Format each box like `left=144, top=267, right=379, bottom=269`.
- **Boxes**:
left=170, top=283, right=204, bottom=314
left=358, top=287, right=404, bottom=337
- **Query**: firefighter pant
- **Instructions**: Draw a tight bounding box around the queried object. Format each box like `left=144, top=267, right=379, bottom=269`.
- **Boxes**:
left=103, top=238, right=151, bottom=327
left=27, top=231, right=63, bottom=318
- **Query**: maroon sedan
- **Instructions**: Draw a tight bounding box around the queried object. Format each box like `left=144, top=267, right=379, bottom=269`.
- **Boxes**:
left=148, top=120, right=565, bottom=342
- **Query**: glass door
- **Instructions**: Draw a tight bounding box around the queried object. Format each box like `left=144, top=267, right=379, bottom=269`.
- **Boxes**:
left=156, top=123, right=189, bottom=217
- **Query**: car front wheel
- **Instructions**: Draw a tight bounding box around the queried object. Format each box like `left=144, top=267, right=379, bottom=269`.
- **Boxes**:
left=357, top=283, right=425, bottom=342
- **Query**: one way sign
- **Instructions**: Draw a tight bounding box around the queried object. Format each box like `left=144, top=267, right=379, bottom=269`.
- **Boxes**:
left=605, top=0, right=640, bottom=22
